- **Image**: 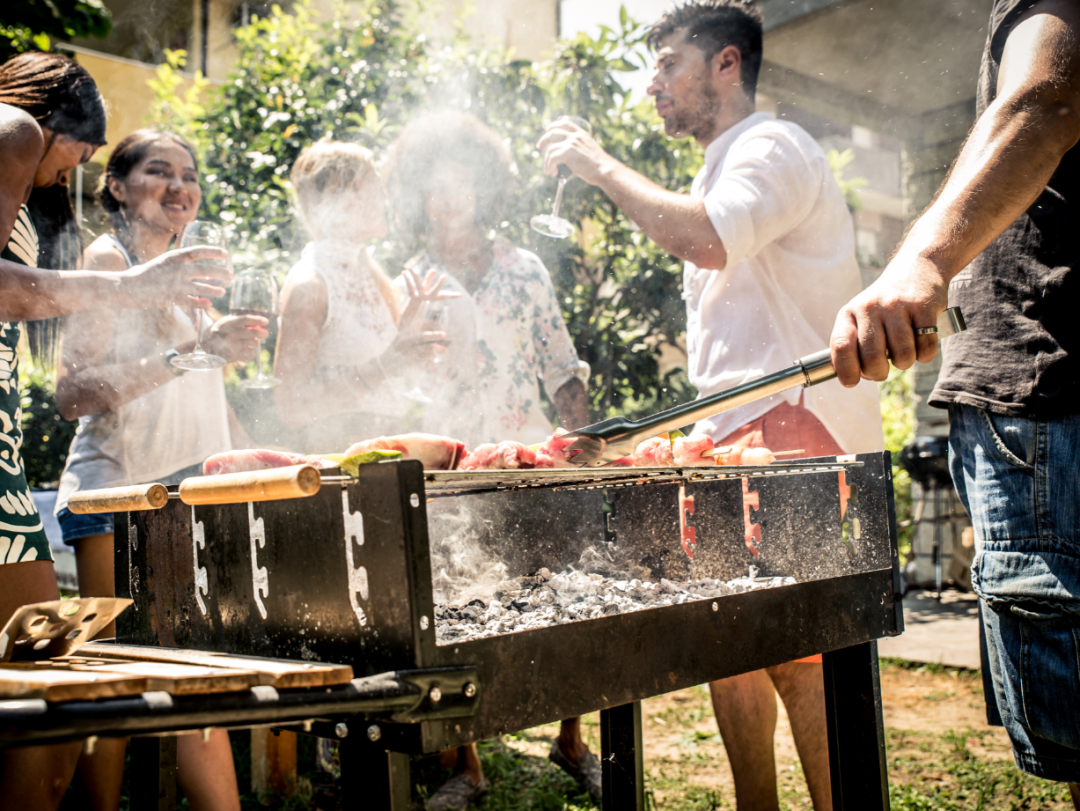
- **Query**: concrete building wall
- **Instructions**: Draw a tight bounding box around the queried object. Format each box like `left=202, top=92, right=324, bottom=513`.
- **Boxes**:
left=189, top=0, right=558, bottom=82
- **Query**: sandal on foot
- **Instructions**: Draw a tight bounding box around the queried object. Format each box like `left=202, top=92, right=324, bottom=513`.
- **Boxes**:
left=548, top=740, right=602, bottom=803
left=426, top=772, right=491, bottom=811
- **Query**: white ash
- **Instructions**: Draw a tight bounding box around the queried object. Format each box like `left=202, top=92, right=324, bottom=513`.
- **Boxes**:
left=434, top=568, right=796, bottom=644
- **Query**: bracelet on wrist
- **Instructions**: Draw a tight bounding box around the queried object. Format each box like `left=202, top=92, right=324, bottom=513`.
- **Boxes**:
left=164, top=348, right=186, bottom=376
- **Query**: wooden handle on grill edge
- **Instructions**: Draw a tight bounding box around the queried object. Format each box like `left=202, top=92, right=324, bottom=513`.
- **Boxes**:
left=178, top=464, right=322, bottom=505
left=68, top=483, right=169, bottom=514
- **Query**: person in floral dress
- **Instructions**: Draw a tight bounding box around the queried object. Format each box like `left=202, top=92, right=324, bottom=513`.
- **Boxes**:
left=384, top=111, right=598, bottom=810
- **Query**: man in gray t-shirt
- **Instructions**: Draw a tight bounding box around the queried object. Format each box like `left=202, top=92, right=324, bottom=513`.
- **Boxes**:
left=830, top=0, right=1080, bottom=801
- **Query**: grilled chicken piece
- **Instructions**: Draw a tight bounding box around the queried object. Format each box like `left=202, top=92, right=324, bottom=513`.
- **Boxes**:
left=672, top=435, right=715, bottom=467
left=533, top=429, right=579, bottom=468
left=631, top=436, right=675, bottom=467
left=740, top=447, right=776, bottom=466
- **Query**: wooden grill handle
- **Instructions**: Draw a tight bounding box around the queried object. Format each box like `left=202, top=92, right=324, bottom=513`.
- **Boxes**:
left=67, top=484, right=169, bottom=514
left=178, top=464, right=322, bottom=505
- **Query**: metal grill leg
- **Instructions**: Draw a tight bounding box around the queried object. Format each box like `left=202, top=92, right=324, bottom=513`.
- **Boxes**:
left=128, top=735, right=178, bottom=811
left=822, top=641, right=890, bottom=811
left=339, top=741, right=410, bottom=811
left=600, top=701, right=644, bottom=811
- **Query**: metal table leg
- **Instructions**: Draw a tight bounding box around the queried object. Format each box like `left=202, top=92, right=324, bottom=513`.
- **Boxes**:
left=128, top=735, right=178, bottom=811
left=822, top=641, right=890, bottom=811
left=600, top=701, right=645, bottom=811
left=339, top=740, right=410, bottom=811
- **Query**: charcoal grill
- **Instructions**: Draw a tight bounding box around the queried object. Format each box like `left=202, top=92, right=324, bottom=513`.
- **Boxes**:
left=74, top=451, right=898, bottom=810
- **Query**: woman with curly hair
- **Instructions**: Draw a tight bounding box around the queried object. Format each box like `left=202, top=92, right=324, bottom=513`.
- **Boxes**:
left=0, top=52, right=230, bottom=810
left=383, top=111, right=597, bottom=810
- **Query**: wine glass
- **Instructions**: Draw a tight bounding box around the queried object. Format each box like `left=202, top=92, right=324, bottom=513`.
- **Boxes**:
left=402, top=300, right=449, bottom=403
left=422, top=300, right=449, bottom=368
left=531, top=116, right=592, bottom=239
left=230, top=269, right=281, bottom=389
left=171, top=221, right=229, bottom=371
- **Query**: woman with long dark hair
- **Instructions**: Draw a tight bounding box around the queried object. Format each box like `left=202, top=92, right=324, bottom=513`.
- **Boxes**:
left=54, top=128, right=256, bottom=811
left=0, top=52, right=231, bottom=809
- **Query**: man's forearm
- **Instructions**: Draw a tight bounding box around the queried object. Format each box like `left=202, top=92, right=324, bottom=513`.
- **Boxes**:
left=594, top=160, right=727, bottom=269
left=899, top=22, right=1080, bottom=280
left=0, top=262, right=126, bottom=321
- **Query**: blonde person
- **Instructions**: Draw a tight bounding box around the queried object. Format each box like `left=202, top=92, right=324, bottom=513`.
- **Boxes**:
left=0, top=53, right=230, bottom=810
left=53, top=129, right=258, bottom=811
left=275, top=138, right=451, bottom=453
left=383, top=112, right=593, bottom=811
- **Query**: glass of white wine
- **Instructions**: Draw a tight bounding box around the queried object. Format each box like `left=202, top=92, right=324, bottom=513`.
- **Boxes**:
left=171, top=221, right=229, bottom=371
left=531, top=116, right=592, bottom=239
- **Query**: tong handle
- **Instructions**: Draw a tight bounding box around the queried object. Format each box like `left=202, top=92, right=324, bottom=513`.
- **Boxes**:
left=575, top=306, right=967, bottom=460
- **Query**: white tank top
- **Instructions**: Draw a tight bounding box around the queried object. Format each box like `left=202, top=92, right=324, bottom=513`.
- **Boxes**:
left=286, top=240, right=398, bottom=370
left=55, top=236, right=232, bottom=510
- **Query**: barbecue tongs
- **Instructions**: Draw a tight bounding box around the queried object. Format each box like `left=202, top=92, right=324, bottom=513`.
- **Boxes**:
left=564, top=307, right=967, bottom=467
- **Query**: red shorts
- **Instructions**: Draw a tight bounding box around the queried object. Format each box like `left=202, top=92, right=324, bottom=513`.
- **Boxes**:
left=718, top=397, right=845, bottom=461
left=719, top=398, right=845, bottom=665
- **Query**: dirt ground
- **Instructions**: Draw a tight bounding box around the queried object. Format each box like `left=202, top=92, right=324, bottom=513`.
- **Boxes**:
left=499, top=661, right=1074, bottom=810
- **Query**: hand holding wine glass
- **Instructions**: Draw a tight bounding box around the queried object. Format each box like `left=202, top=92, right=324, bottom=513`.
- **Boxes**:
left=396, top=268, right=459, bottom=402
left=116, top=245, right=232, bottom=310
left=532, top=116, right=593, bottom=239
left=229, top=269, right=281, bottom=389
left=171, top=221, right=231, bottom=370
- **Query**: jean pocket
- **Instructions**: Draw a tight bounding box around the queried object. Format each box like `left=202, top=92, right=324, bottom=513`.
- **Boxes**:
left=1016, top=604, right=1080, bottom=750
left=978, top=410, right=1035, bottom=472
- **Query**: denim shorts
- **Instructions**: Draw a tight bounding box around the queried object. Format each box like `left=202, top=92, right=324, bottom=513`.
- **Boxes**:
left=949, top=404, right=1080, bottom=783
left=57, top=462, right=204, bottom=546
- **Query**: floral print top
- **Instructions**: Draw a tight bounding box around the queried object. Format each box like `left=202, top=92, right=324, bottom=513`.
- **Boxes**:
left=400, top=238, right=589, bottom=449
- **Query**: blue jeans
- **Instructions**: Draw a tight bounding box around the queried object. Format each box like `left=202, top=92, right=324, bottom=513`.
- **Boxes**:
left=949, top=404, right=1080, bottom=783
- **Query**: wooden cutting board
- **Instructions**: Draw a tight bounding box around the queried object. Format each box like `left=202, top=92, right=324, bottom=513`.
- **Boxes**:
left=0, top=665, right=147, bottom=701
left=78, top=643, right=354, bottom=689
left=51, top=658, right=265, bottom=695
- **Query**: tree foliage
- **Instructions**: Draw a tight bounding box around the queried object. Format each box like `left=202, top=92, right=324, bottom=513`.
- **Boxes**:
left=0, top=0, right=112, bottom=61
left=152, top=0, right=700, bottom=428
left=19, top=359, right=77, bottom=487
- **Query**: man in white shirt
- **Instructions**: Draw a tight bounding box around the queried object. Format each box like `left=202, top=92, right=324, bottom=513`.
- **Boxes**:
left=539, top=2, right=883, bottom=808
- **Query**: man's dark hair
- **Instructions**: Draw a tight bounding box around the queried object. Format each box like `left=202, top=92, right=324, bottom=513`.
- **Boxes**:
left=647, top=1, right=764, bottom=99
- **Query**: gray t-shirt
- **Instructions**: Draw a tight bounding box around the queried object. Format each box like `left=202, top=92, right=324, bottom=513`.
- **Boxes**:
left=929, top=0, right=1080, bottom=419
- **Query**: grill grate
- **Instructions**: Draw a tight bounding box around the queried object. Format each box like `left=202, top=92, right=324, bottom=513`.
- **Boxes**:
left=423, top=460, right=864, bottom=496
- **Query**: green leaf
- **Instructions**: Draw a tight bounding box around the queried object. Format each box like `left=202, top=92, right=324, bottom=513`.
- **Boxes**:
left=339, top=449, right=404, bottom=477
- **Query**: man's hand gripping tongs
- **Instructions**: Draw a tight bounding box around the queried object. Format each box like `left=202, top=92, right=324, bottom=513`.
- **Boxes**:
left=563, top=307, right=966, bottom=467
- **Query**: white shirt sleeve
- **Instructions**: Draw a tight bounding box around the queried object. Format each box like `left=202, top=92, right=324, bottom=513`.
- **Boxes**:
left=701, top=125, right=823, bottom=270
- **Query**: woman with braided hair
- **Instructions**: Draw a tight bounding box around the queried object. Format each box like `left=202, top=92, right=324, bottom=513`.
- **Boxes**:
left=0, top=52, right=232, bottom=810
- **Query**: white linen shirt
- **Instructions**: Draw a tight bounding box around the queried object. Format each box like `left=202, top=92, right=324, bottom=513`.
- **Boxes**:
left=684, top=111, right=884, bottom=453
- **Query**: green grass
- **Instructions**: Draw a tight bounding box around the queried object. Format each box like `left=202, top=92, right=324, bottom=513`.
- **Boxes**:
left=84, top=663, right=1073, bottom=810
left=886, top=728, right=1074, bottom=811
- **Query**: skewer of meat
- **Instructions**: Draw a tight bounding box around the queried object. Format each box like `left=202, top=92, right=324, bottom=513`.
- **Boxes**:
left=458, top=441, right=536, bottom=470
left=533, top=429, right=579, bottom=468
left=671, top=434, right=715, bottom=467
left=631, top=436, right=674, bottom=467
